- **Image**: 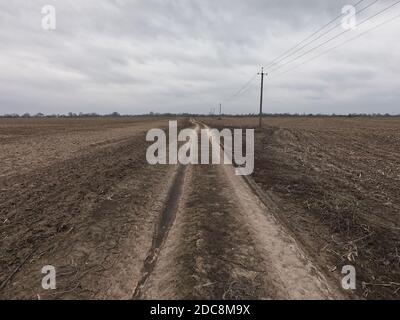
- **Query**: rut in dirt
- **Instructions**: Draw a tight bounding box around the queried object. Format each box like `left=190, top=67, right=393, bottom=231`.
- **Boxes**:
left=135, top=122, right=346, bottom=299
left=132, top=164, right=187, bottom=299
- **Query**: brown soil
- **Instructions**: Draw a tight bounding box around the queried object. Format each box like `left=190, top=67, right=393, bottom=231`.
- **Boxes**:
left=138, top=123, right=345, bottom=299
left=0, top=118, right=183, bottom=299
left=203, top=116, right=400, bottom=299
left=2, top=116, right=397, bottom=300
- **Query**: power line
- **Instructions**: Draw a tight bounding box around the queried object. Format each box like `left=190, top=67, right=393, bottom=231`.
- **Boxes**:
left=239, top=76, right=259, bottom=95
left=269, top=0, right=400, bottom=74
left=223, top=72, right=258, bottom=102
left=264, top=0, right=367, bottom=70
left=272, top=11, right=400, bottom=79
left=220, top=1, right=371, bottom=104
left=265, top=0, right=378, bottom=72
left=219, top=0, right=399, bottom=113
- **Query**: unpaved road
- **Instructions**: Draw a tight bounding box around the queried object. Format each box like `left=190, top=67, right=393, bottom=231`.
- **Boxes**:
left=135, top=121, right=345, bottom=299
left=0, top=117, right=348, bottom=299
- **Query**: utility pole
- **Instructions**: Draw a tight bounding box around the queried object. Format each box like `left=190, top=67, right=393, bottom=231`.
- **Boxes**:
left=258, top=67, right=268, bottom=128
left=219, top=103, right=222, bottom=119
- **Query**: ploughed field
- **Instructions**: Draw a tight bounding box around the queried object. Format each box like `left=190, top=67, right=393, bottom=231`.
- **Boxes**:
left=0, top=117, right=183, bottom=299
left=1, top=116, right=399, bottom=300
left=203, top=116, right=400, bottom=299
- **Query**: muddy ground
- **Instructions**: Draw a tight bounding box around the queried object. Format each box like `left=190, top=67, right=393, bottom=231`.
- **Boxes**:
left=204, top=116, right=400, bottom=299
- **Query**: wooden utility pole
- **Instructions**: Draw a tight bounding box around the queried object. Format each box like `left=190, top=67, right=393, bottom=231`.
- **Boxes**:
left=258, top=67, right=268, bottom=128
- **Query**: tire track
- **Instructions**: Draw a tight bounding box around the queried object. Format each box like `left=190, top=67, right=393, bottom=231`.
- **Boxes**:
left=132, top=164, right=188, bottom=299
left=197, top=121, right=346, bottom=299
left=133, top=120, right=346, bottom=299
left=0, top=131, right=177, bottom=299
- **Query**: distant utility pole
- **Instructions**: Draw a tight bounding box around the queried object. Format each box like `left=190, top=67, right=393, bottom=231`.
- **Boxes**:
left=258, top=67, right=268, bottom=128
left=219, top=103, right=222, bottom=119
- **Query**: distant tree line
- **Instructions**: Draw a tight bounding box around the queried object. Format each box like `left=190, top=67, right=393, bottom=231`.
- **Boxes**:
left=0, top=112, right=122, bottom=118
left=1, top=112, right=399, bottom=118
left=242, top=113, right=400, bottom=118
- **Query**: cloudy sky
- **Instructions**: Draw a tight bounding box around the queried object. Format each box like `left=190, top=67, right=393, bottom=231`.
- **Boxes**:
left=0, top=0, right=399, bottom=115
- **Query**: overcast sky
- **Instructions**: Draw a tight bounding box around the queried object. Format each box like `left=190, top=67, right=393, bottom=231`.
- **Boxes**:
left=0, top=0, right=399, bottom=115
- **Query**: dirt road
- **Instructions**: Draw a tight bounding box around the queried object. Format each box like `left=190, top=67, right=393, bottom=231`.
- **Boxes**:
left=133, top=121, right=345, bottom=299
left=0, top=117, right=348, bottom=299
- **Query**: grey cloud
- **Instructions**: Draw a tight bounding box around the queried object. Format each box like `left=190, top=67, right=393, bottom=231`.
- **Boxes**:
left=0, top=0, right=399, bottom=115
